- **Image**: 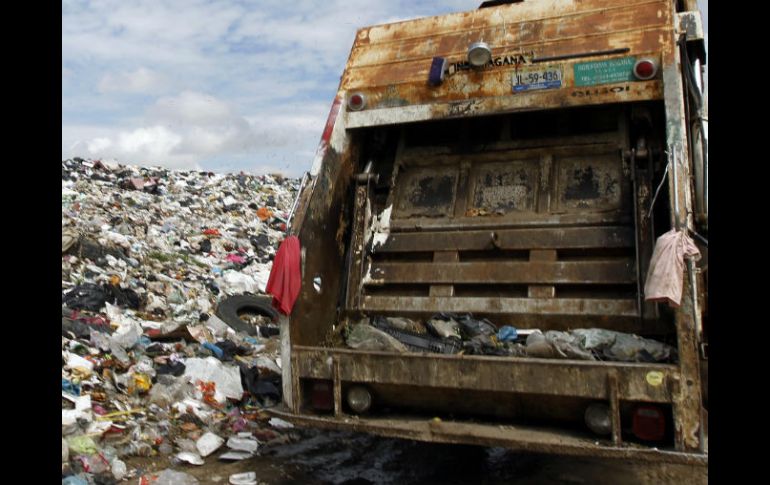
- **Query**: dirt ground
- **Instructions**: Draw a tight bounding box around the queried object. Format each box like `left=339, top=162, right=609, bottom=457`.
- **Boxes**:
left=127, top=427, right=707, bottom=484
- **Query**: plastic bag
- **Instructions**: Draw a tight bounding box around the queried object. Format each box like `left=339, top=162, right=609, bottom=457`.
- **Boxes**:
left=111, top=459, right=127, bottom=480
left=497, top=325, right=518, bottom=342
left=183, top=357, right=244, bottom=400
left=454, top=314, right=496, bottom=338
left=346, top=324, right=408, bottom=352
left=425, top=317, right=461, bottom=339
left=67, top=435, right=99, bottom=455
left=226, top=436, right=259, bottom=453
left=374, top=316, right=426, bottom=334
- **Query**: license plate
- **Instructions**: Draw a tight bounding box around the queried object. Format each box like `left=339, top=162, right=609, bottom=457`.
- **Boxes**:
left=512, top=66, right=563, bottom=92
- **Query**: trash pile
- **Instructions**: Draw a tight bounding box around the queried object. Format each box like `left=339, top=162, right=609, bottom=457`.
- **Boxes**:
left=345, top=314, right=677, bottom=363
left=62, top=158, right=299, bottom=483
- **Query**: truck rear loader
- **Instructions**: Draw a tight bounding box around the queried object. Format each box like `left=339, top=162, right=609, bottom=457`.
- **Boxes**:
left=271, top=0, right=708, bottom=469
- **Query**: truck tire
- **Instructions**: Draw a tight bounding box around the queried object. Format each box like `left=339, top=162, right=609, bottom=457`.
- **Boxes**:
left=215, top=295, right=278, bottom=336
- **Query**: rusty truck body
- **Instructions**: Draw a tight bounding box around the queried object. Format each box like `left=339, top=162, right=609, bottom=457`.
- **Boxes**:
left=273, top=0, right=708, bottom=468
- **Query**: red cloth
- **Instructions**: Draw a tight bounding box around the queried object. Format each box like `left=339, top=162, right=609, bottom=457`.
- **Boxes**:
left=265, top=235, right=302, bottom=315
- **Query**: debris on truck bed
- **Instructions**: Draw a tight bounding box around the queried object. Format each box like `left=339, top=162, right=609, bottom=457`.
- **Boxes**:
left=344, top=314, right=676, bottom=363
left=61, top=158, right=302, bottom=482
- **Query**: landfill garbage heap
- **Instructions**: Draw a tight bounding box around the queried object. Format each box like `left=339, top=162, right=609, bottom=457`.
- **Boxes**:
left=61, top=158, right=299, bottom=484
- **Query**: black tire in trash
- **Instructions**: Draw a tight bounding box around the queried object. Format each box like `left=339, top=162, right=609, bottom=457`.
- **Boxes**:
left=215, top=295, right=278, bottom=336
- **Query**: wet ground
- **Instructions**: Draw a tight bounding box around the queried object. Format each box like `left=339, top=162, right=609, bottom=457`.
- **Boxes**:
left=128, top=427, right=707, bottom=484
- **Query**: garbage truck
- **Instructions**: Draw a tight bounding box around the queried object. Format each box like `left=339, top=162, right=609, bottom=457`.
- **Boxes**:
left=271, top=0, right=708, bottom=468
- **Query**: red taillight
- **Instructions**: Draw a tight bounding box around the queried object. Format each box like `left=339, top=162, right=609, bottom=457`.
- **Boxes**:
left=631, top=405, right=666, bottom=441
left=311, top=381, right=334, bottom=411
left=347, top=93, right=366, bottom=111
left=633, top=59, right=657, bottom=80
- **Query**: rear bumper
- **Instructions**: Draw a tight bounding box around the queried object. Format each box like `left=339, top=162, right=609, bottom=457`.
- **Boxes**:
left=267, top=406, right=707, bottom=466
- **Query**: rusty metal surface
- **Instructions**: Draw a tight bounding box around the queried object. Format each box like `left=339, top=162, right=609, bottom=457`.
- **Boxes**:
left=346, top=83, right=661, bottom=128
left=337, top=0, right=672, bottom=126
left=290, top=133, right=358, bottom=347
left=368, top=260, right=635, bottom=285
left=387, top=143, right=629, bottom=226
left=355, top=124, right=635, bottom=319
left=375, top=226, right=634, bottom=252
left=556, top=154, right=623, bottom=212
left=293, top=346, right=675, bottom=401
left=344, top=184, right=370, bottom=310
left=662, top=0, right=704, bottom=453
left=266, top=407, right=707, bottom=466
left=361, top=295, right=638, bottom=316
left=470, top=161, right=539, bottom=213
left=393, top=166, right=459, bottom=218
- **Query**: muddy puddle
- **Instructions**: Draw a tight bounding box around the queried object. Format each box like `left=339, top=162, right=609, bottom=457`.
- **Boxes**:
left=128, top=427, right=706, bottom=484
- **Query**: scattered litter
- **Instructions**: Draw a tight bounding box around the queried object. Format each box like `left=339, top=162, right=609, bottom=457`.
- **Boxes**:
left=196, top=431, right=225, bottom=457
left=61, top=158, right=301, bottom=483
left=226, top=436, right=259, bottom=453
left=145, top=469, right=199, bottom=485
left=184, top=357, right=244, bottom=400
left=176, top=451, right=205, bottom=465
left=219, top=450, right=256, bottom=461
left=269, top=417, right=294, bottom=429
left=229, top=471, right=258, bottom=485
left=346, top=324, right=408, bottom=352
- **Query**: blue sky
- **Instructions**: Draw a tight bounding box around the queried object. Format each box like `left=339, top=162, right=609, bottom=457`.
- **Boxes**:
left=62, top=0, right=708, bottom=176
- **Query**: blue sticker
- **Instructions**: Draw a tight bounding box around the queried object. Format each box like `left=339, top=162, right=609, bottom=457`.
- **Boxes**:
left=512, top=66, right=563, bottom=93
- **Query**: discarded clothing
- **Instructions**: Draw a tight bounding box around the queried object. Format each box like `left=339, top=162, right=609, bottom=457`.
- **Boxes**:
left=525, top=329, right=676, bottom=363
left=63, top=283, right=141, bottom=312
left=572, top=328, right=676, bottom=363
left=240, top=366, right=282, bottom=404
left=525, top=331, right=596, bottom=360
left=102, top=284, right=142, bottom=309
left=644, top=229, right=701, bottom=307
left=63, top=284, right=108, bottom=312
left=266, top=235, right=302, bottom=315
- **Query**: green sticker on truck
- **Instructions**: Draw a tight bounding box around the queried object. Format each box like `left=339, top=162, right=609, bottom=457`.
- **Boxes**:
left=573, top=57, right=635, bottom=86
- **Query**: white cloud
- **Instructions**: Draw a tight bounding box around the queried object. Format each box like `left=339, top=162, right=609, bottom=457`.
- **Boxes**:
left=117, top=126, right=182, bottom=158
left=97, top=67, right=168, bottom=94
left=62, top=1, right=485, bottom=174
left=87, top=137, right=112, bottom=152
left=150, top=91, right=235, bottom=125
left=68, top=91, right=260, bottom=170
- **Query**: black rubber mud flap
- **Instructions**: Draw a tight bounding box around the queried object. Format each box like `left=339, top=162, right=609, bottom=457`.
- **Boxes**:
left=216, top=295, right=279, bottom=336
